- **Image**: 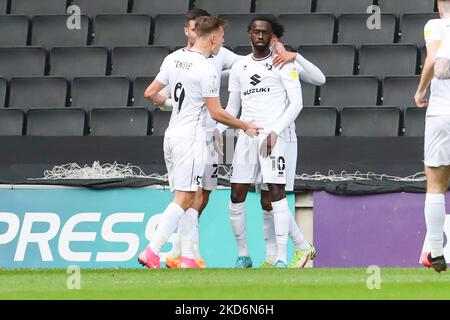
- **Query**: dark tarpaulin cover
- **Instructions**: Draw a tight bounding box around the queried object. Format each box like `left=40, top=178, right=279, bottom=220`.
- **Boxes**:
left=0, top=136, right=426, bottom=194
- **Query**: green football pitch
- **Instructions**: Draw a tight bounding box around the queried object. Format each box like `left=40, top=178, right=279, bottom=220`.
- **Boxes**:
left=0, top=268, right=449, bottom=300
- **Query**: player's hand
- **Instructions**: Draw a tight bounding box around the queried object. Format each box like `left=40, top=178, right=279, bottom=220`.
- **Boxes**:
left=155, top=92, right=171, bottom=108
left=260, top=131, right=278, bottom=158
left=243, top=121, right=261, bottom=138
left=212, top=128, right=224, bottom=156
left=272, top=43, right=296, bottom=69
left=414, top=90, right=428, bottom=108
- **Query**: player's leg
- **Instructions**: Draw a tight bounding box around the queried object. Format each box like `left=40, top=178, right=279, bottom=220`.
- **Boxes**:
left=260, top=190, right=277, bottom=267
left=229, top=133, right=259, bottom=268
left=421, top=165, right=450, bottom=272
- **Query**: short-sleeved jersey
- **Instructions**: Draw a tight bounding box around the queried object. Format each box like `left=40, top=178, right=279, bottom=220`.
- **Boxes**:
left=424, top=18, right=450, bottom=115
left=228, top=53, right=301, bottom=140
left=155, top=49, right=219, bottom=140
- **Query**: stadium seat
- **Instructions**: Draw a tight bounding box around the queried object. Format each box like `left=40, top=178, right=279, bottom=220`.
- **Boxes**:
left=320, top=76, right=379, bottom=107
left=133, top=77, right=158, bottom=109
left=378, top=0, right=436, bottom=15
left=71, top=0, right=129, bottom=17
left=254, top=0, right=312, bottom=14
left=132, top=0, right=190, bottom=15
left=338, top=14, right=397, bottom=45
left=92, top=14, right=152, bottom=47
left=0, top=15, right=29, bottom=46
left=301, top=82, right=317, bottom=106
left=358, top=44, right=418, bottom=77
left=0, top=0, right=7, bottom=14
left=295, top=107, right=338, bottom=137
left=298, top=45, right=355, bottom=76
left=0, top=77, right=6, bottom=108
left=279, top=14, right=336, bottom=45
left=217, top=14, right=261, bottom=47
left=152, top=109, right=171, bottom=135
left=49, top=47, right=108, bottom=78
left=220, top=72, right=229, bottom=106
left=152, top=14, right=188, bottom=47
left=400, top=13, right=439, bottom=47
left=0, top=47, right=46, bottom=78
left=315, top=0, right=373, bottom=14
left=0, top=109, right=24, bottom=136
left=382, top=76, right=423, bottom=108
left=71, top=77, right=130, bottom=109
left=340, top=107, right=401, bottom=137
left=9, top=77, right=68, bottom=109
left=31, top=15, right=90, bottom=47
left=193, top=0, right=252, bottom=14
left=89, top=107, right=150, bottom=136
left=403, top=107, right=426, bottom=137
left=26, top=108, right=86, bottom=136
left=111, top=46, right=170, bottom=78
left=10, top=0, right=67, bottom=15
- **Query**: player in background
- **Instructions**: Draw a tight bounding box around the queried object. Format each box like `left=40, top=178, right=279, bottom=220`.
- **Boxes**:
left=415, top=0, right=450, bottom=273
left=217, top=15, right=318, bottom=268
left=138, top=16, right=260, bottom=269
left=162, top=9, right=323, bottom=269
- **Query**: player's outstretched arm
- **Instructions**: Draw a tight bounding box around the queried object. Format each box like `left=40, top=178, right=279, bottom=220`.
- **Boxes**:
left=216, top=91, right=241, bottom=134
left=294, top=53, right=326, bottom=86
left=144, top=79, right=170, bottom=107
left=204, top=96, right=260, bottom=136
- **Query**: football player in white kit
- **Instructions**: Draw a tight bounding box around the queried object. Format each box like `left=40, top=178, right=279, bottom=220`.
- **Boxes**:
left=162, top=9, right=324, bottom=269
left=415, top=0, right=450, bottom=273
left=218, top=15, right=318, bottom=268
left=137, top=16, right=260, bottom=269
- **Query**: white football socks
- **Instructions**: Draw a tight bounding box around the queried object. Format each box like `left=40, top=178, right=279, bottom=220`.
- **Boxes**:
left=263, top=210, right=277, bottom=264
left=230, top=201, right=249, bottom=257
left=272, top=198, right=290, bottom=264
left=425, top=193, right=446, bottom=258
left=178, top=208, right=199, bottom=259
left=150, top=202, right=184, bottom=254
left=288, top=212, right=310, bottom=251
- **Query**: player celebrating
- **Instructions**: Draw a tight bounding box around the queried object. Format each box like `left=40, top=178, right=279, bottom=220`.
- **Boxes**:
left=415, top=0, right=450, bottom=273
left=138, top=16, right=260, bottom=269
left=218, top=15, right=316, bottom=268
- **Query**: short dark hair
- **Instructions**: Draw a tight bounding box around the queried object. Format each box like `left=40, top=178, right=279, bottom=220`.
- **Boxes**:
left=247, top=15, right=285, bottom=39
left=195, top=16, right=227, bottom=38
left=186, top=8, right=210, bottom=24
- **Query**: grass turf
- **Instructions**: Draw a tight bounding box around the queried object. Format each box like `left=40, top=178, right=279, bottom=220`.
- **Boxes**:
left=0, top=268, right=449, bottom=300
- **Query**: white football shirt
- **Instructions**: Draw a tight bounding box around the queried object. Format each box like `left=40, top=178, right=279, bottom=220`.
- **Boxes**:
left=155, top=49, right=219, bottom=141
left=228, top=53, right=301, bottom=139
left=425, top=18, right=450, bottom=116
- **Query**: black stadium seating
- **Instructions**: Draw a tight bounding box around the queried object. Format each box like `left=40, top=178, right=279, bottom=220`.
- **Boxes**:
left=152, top=109, right=171, bottom=136
left=254, top=0, right=312, bottom=14
left=295, top=107, right=338, bottom=137
left=152, top=14, right=188, bottom=47
left=338, top=14, right=397, bottom=45
left=403, top=107, right=426, bottom=137
left=10, top=0, right=67, bottom=16
left=132, top=0, right=190, bottom=15
left=279, top=14, right=335, bottom=45
left=400, top=13, right=439, bottom=46
left=301, top=82, right=317, bottom=106
left=382, top=76, right=423, bottom=108
left=319, top=76, right=379, bottom=107
left=49, top=46, right=108, bottom=78
left=0, top=109, right=24, bottom=136
left=71, top=0, right=129, bottom=17
left=0, top=15, right=29, bottom=46
left=340, top=107, right=401, bottom=137
left=89, top=107, right=150, bottom=136
left=31, top=15, right=90, bottom=48
left=92, top=14, right=152, bottom=47
left=0, top=0, right=7, bottom=14
left=377, top=0, right=436, bottom=15
left=315, top=0, right=373, bottom=14
left=298, top=45, right=356, bottom=76
left=193, top=0, right=252, bottom=14
left=71, top=77, right=130, bottom=109
left=0, top=47, right=46, bottom=78
left=26, top=108, right=86, bottom=136
left=133, top=76, right=156, bottom=108
left=111, top=46, right=170, bottom=78
left=0, top=77, right=6, bottom=108
left=9, top=77, right=68, bottom=109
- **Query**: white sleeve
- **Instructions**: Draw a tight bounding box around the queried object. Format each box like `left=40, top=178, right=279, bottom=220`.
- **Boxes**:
left=295, top=53, right=326, bottom=86
left=201, top=64, right=219, bottom=98
left=217, top=91, right=241, bottom=133
left=271, top=87, right=303, bottom=136
left=154, top=56, right=170, bottom=86
left=425, top=19, right=444, bottom=45
left=221, top=47, right=242, bottom=70
left=228, top=63, right=241, bottom=92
